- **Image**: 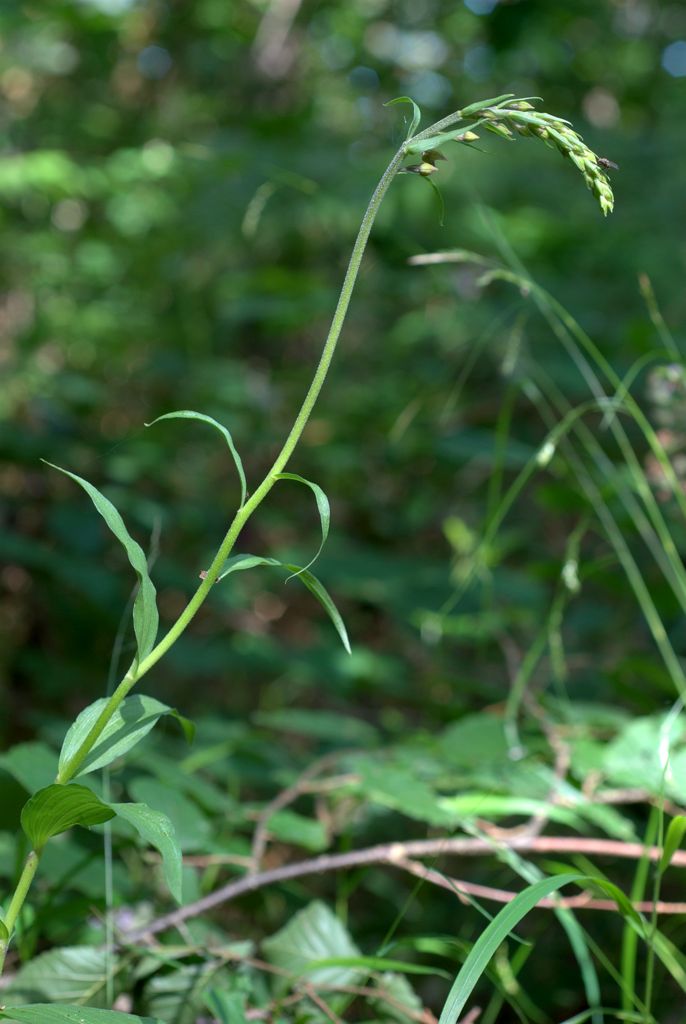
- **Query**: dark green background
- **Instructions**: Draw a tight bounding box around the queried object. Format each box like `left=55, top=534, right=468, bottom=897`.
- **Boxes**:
left=1, top=2, right=686, bottom=1017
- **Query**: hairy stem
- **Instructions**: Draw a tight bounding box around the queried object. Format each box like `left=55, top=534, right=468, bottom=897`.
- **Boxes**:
left=0, top=850, right=41, bottom=974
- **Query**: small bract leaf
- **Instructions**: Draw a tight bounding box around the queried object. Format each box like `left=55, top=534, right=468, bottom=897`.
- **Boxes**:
left=0, top=1007, right=162, bottom=1024
left=0, top=917, right=8, bottom=942
left=111, top=801, right=183, bottom=903
left=660, top=815, right=686, bottom=874
left=43, top=462, right=158, bottom=667
left=59, top=695, right=194, bottom=779
left=216, top=554, right=351, bottom=653
left=21, top=784, right=114, bottom=849
left=146, top=410, right=247, bottom=509
left=385, top=96, right=421, bottom=140
left=274, top=472, right=330, bottom=577
left=459, top=93, right=515, bottom=116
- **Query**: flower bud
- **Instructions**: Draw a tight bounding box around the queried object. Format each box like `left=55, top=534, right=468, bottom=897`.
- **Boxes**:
left=485, top=121, right=514, bottom=139
left=454, top=130, right=480, bottom=143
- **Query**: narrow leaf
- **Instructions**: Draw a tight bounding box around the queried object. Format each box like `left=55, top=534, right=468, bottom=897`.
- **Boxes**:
left=111, top=801, right=183, bottom=903
left=43, top=463, right=158, bottom=666
left=274, top=472, right=330, bottom=577
left=59, top=695, right=194, bottom=779
left=660, top=815, right=686, bottom=874
left=424, top=175, right=445, bottom=227
left=216, top=554, right=351, bottom=653
left=0, top=917, right=8, bottom=942
left=0, top=1007, right=162, bottom=1024
left=147, top=410, right=247, bottom=508
left=21, top=784, right=114, bottom=849
left=385, top=96, right=421, bottom=139
left=459, top=93, right=515, bottom=116
left=438, top=873, right=582, bottom=1024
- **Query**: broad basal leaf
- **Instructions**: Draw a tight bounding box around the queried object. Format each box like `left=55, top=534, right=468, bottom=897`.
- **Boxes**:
left=146, top=410, right=247, bottom=508
left=262, top=900, right=361, bottom=989
left=110, top=801, right=183, bottom=903
left=2, top=947, right=114, bottom=1007
left=43, top=463, right=158, bottom=666
left=21, top=784, right=114, bottom=849
left=59, top=695, right=194, bottom=779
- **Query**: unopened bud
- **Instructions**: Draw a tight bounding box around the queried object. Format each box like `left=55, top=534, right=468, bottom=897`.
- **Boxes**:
left=536, top=440, right=556, bottom=468
left=455, top=130, right=480, bottom=143
left=485, top=122, right=514, bottom=140
left=421, top=149, right=447, bottom=164
left=511, top=101, right=535, bottom=111
left=400, top=161, right=439, bottom=177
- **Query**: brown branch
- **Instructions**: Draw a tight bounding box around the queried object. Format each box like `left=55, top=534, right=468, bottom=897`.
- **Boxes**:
left=248, top=754, right=351, bottom=872
left=121, top=834, right=686, bottom=945
left=394, top=855, right=686, bottom=914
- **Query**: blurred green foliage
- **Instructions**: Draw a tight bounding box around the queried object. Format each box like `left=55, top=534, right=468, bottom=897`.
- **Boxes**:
left=2, top=0, right=686, bottom=1019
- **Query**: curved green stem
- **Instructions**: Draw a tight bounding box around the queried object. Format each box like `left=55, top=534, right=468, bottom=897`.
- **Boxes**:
left=54, top=145, right=406, bottom=787
left=0, top=104, right=483, bottom=966
left=0, top=849, right=41, bottom=973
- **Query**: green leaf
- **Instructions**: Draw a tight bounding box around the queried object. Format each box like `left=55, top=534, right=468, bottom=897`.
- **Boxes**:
left=262, top=809, right=328, bottom=852
left=385, top=96, right=421, bottom=139
left=59, top=695, right=194, bottom=779
left=127, top=778, right=211, bottom=853
left=43, top=463, right=158, bottom=667
left=21, top=784, right=114, bottom=849
left=0, top=743, right=57, bottom=793
left=110, top=802, right=183, bottom=903
left=274, top=472, right=330, bottom=577
left=0, top=1008, right=161, bottom=1024
left=459, top=92, right=515, bottom=116
left=0, top=917, right=8, bottom=942
left=216, top=554, right=351, bottom=653
left=660, top=815, right=686, bottom=874
left=404, top=131, right=457, bottom=155
left=262, top=900, right=362, bottom=989
left=146, top=410, right=247, bottom=508
left=424, top=174, right=445, bottom=228
left=202, top=989, right=247, bottom=1024
left=437, top=873, right=635, bottom=1024
left=1, top=947, right=114, bottom=1006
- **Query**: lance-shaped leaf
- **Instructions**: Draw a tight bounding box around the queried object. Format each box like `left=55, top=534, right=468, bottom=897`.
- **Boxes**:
left=43, top=463, right=158, bottom=666
left=111, top=801, right=183, bottom=903
left=274, top=473, right=330, bottom=577
left=147, top=410, right=247, bottom=508
left=438, top=872, right=637, bottom=1024
left=660, top=815, right=686, bottom=874
left=0, top=917, right=8, bottom=943
left=385, top=96, right=421, bottom=140
left=21, top=784, right=114, bottom=849
left=59, top=695, right=195, bottom=779
left=216, top=554, right=350, bottom=653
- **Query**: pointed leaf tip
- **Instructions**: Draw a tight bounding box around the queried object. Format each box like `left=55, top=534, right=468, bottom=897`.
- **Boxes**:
left=43, top=461, right=158, bottom=666
left=385, top=96, right=421, bottom=140
left=146, top=409, right=247, bottom=508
